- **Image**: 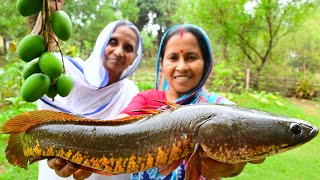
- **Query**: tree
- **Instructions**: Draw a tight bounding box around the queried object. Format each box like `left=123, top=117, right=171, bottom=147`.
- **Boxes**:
left=174, top=0, right=318, bottom=89
left=136, top=0, right=180, bottom=43
left=280, top=10, right=320, bottom=74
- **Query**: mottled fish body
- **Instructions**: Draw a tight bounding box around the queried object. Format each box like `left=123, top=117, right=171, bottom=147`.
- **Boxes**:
left=1, top=104, right=318, bottom=178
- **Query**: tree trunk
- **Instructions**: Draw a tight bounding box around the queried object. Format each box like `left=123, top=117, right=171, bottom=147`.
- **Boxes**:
left=3, top=37, right=7, bottom=55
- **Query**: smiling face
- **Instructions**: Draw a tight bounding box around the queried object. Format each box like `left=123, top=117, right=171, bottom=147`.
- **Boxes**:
left=161, top=32, right=204, bottom=99
left=103, top=25, right=138, bottom=85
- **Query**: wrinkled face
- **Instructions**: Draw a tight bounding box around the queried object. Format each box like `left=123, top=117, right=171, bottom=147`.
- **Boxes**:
left=103, top=25, right=138, bottom=84
left=162, top=32, right=204, bottom=97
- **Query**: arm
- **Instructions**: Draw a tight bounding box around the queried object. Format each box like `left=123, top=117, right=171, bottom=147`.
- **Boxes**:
left=31, top=0, right=64, bottom=51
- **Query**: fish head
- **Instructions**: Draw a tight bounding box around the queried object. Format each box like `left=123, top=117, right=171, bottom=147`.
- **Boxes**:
left=195, top=105, right=318, bottom=163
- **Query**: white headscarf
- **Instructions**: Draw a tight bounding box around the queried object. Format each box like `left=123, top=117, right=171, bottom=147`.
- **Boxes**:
left=37, top=20, right=143, bottom=119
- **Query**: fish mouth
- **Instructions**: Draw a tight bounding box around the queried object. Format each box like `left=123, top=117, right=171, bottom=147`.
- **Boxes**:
left=310, top=126, right=319, bottom=137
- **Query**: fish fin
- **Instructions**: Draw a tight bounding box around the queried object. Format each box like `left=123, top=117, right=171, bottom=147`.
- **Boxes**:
left=109, top=115, right=147, bottom=124
left=158, top=158, right=185, bottom=176
left=142, top=105, right=162, bottom=109
left=153, top=100, right=180, bottom=109
left=5, top=134, right=28, bottom=170
left=131, top=109, right=162, bottom=115
left=2, top=110, right=146, bottom=134
left=2, top=110, right=89, bottom=134
left=185, top=144, right=202, bottom=180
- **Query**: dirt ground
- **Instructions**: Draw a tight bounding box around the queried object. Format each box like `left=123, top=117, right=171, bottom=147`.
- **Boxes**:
left=288, top=97, right=320, bottom=117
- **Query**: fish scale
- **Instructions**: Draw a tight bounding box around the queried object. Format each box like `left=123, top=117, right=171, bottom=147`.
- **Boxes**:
left=1, top=104, right=318, bottom=179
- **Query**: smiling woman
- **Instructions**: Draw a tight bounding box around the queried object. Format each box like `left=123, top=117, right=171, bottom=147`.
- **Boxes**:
left=117, top=24, right=266, bottom=180
left=161, top=30, right=205, bottom=99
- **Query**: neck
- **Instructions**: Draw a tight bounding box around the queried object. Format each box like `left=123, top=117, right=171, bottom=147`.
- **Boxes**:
left=107, top=75, right=121, bottom=86
left=165, top=90, right=183, bottom=102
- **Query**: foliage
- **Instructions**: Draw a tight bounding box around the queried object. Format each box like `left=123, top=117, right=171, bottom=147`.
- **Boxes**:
left=118, top=0, right=140, bottom=22
left=0, top=58, right=24, bottom=104
left=140, top=30, right=157, bottom=60
left=136, top=0, right=181, bottom=43
left=131, top=74, right=155, bottom=91
left=0, top=96, right=37, bottom=179
left=0, top=0, right=28, bottom=39
left=227, top=91, right=286, bottom=109
left=208, top=61, right=246, bottom=93
left=290, top=75, right=318, bottom=99
left=0, top=0, right=29, bottom=55
left=174, top=0, right=319, bottom=90
left=278, top=11, right=320, bottom=74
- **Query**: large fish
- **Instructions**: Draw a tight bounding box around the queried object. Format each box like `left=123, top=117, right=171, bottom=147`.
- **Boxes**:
left=1, top=104, right=318, bottom=179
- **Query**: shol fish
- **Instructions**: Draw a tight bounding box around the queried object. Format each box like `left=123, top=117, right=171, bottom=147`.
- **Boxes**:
left=1, top=103, right=318, bottom=179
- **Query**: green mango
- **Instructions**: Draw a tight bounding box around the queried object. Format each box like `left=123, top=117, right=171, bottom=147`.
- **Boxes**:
left=23, top=58, right=41, bottom=80
left=16, top=0, right=42, bottom=16
left=21, top=73, right=51, bottom=102
left=46, top=83, right=58, bottom=99
left=18, top=34, right=45, bottom=62
left=56, top=74, right=73, bottom=97
left=39, top=52, right=63, bottom=79
left=50, top=10, right=72, bottom=41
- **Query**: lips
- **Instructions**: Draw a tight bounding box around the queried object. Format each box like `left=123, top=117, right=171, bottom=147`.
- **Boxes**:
left=174, top=75, right=192, bottom=81
left=106, top=57, right=123, bottom=64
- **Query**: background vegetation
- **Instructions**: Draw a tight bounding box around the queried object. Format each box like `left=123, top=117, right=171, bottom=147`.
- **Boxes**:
left=0, top=0, right=319, bottom=179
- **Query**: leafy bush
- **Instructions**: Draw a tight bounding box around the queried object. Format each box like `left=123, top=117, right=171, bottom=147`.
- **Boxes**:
left=208, top=61, right=246, bottom=93
left=289, top=75, right=318, bottom=99
left=0, top=57, right=25, bottom=106
left=134, top=75, right=155, bottom=91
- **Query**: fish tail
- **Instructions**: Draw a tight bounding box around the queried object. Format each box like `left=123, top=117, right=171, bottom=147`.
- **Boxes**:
left=5, top=134, right=28, bottom=169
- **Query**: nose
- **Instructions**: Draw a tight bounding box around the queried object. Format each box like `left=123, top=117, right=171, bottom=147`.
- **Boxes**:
left=176, top=58, right=189, bottom=72
left=113, top=46, right=124, bottom=57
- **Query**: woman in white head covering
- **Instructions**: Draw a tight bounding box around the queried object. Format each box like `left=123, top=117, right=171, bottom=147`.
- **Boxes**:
left=37, top=20, right=143, bottom=180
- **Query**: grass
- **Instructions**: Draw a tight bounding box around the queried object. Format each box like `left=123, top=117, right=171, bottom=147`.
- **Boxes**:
left=0, top=91, right=319, bottom=179
left=0, top=98, right=38, bottom=180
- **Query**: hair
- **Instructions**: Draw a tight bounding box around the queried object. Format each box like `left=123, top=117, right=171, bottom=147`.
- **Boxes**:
left=159, top=25, right=211, bottom=73
left=114, top=21, right=140, bottom=54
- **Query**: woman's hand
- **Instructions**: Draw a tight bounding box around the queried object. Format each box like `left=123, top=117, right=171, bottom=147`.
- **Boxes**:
left=31, top=0, right=65, bottom=51
left=49, top=0, right=64, bottom=12
left=47, top=158, right=92, bottom=180
left=200, top=153, right=265, bottom=179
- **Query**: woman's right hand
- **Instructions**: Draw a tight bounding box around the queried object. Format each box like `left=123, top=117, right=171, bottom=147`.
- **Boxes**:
left=32, top=0, right=65, bottom=51
left=47, top=158, right=92, bottom=180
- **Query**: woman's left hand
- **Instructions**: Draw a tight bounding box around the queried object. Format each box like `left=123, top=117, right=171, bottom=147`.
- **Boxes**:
left=200, top=153, right=265, bottom=179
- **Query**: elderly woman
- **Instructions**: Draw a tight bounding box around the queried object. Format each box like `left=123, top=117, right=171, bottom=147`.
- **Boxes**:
left=37, top=20, right=143, bottom=180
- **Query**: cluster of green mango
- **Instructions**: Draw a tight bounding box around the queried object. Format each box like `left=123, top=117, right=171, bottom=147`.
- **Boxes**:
left=16, top=0, right=73, bottom=102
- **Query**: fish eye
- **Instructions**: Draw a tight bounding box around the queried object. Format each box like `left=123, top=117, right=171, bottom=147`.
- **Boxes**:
left=290, top=123, right=302, bottom=134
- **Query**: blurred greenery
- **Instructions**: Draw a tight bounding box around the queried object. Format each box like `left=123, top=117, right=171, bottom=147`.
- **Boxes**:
left=0, top=0, right=319, bottom=179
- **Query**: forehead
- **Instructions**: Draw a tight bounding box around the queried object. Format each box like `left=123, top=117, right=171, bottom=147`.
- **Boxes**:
left=112, top=25, right=138, bottom=44
left=165, top=32, right=199, bottom=51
